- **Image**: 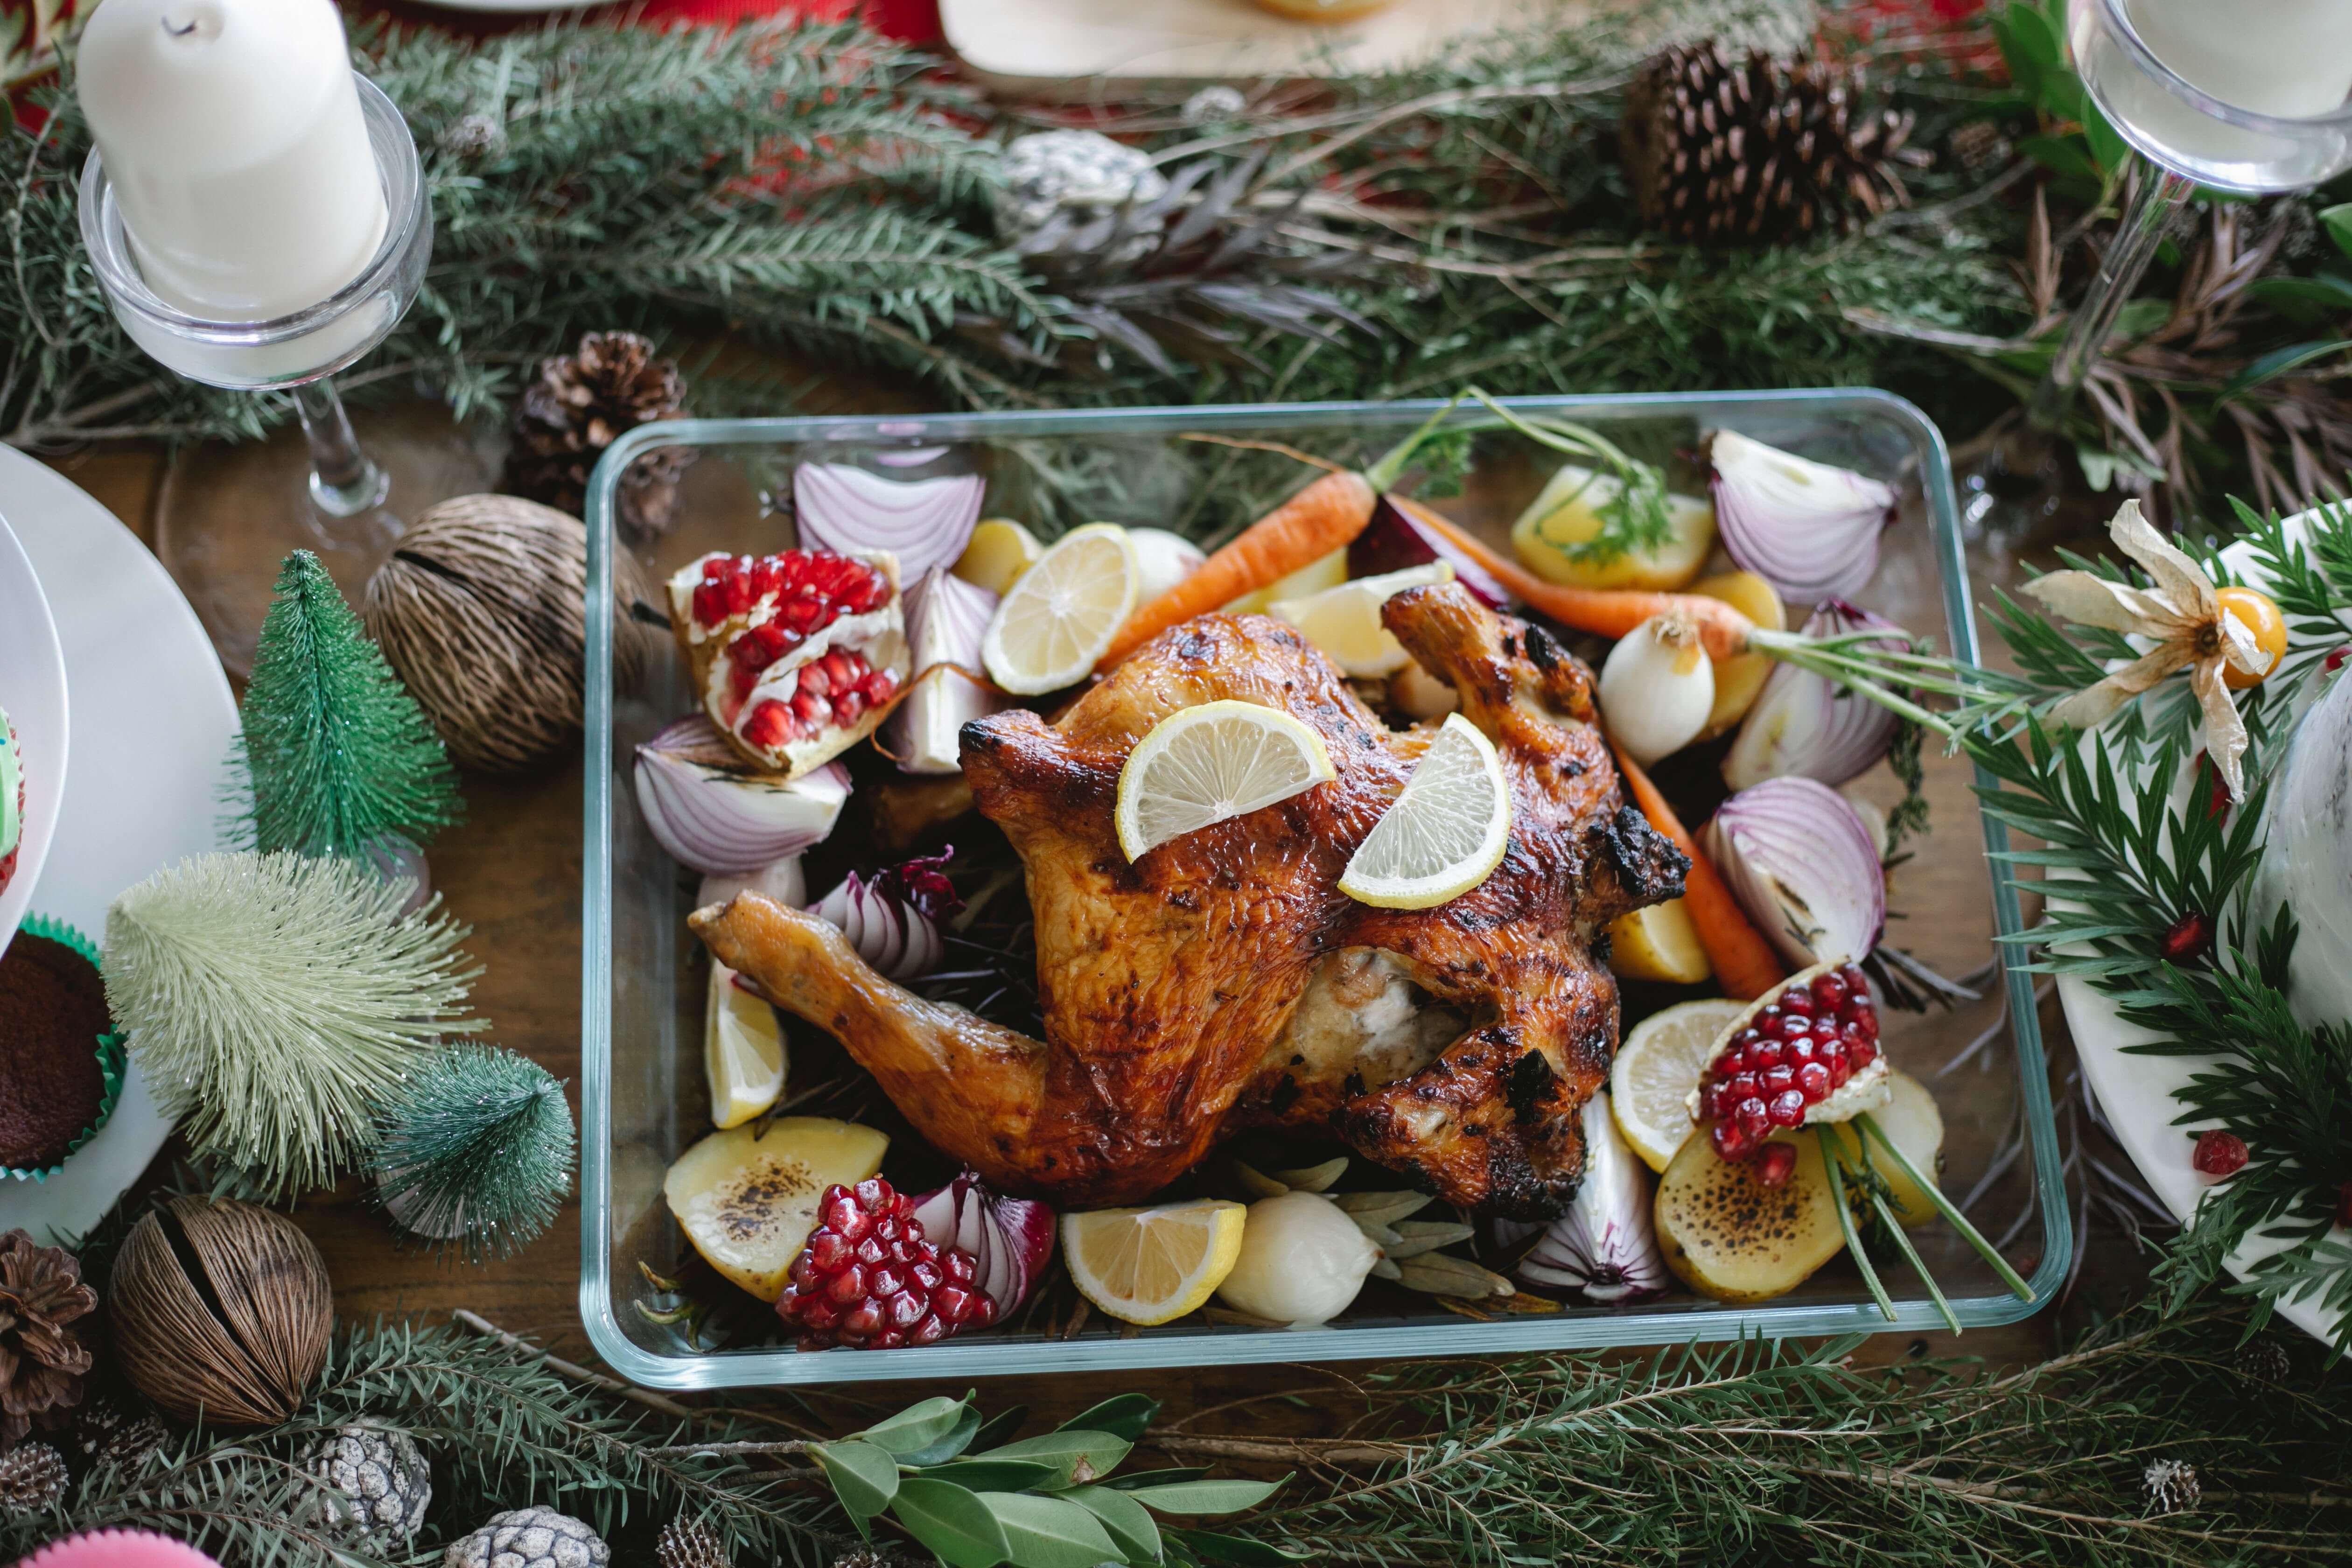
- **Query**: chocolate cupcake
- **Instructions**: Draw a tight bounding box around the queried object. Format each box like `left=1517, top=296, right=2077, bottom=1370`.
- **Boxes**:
left=1, top=917, right=123, bottom=1180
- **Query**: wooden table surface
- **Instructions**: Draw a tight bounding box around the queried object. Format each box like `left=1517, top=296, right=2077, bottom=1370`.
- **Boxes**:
left=35, top=412, right=2094, bottom=1433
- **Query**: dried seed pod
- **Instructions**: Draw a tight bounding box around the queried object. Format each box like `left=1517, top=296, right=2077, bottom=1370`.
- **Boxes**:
left=107, top=1198, right=331, bottom=1427
left=364, top=495, right=652, bottom=773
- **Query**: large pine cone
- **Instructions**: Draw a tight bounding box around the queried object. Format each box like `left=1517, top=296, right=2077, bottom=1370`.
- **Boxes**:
left=443, top=1506, right=609, bottom=1568
left=0, top=1231, right=95, bottom=1449
left=1623, top=41, right=1922, bottom=246
left=301, top=1425, right=433, bottom=1545
left=501, top=331, right=690, bottom=540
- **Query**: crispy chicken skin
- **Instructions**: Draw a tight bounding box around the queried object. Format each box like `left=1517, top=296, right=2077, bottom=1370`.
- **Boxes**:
left=692, top=583, right=1686, bottom=1217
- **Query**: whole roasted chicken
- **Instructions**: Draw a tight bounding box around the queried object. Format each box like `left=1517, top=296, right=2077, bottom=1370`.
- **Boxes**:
left=693, top=582, right=1686, bottom=1217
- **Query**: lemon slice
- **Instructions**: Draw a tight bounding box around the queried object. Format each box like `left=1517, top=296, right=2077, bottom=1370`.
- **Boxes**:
left=1063, top=1198, right=1247, bottom=1325
left=1115, top=700, right=1337, bottom=861
left=1338, top=713, right=1511, bottom=909
left=1270, top=562, right=1453, bottom=677
left=954, top=518, right=1043, bottom=596
left=705, top=961, right=785, bottom=1129
left=982, top=522, right=1139, bottom=695
left=1610, top=998, right=1744, bottom=1172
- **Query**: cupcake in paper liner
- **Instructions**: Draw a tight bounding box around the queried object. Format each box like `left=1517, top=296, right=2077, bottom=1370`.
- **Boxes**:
left=2, top=914, right=125, bottom=1181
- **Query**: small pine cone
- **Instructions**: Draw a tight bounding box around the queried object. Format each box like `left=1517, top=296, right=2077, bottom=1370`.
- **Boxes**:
left=0, top=1442, right=68, bottom=1512
left=2233, top=1335, right=2293, bottom=1384
left=502, top=331, right=691, bottom=541
left=439, top=113, right=508, bottom=162
left=2142, top=1457, right=2201, bottom=1514
left=1622, top=40, right=1924, bottom=246
left=1947, top=120, right=2012, bottom=181
left=657, top=1518, right=731, bottom=1568
left=0, top=1230, right=97, bottom=1449
left=70, top=1398, right=169, bottom=1474
left=830, top=1553, right=917, bottom=1568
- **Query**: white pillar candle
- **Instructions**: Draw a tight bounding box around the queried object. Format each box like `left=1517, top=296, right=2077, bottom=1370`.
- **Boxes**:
left=2125, top=0, right=2352, bottom=118
left=77, top=0, right=388, bottom=322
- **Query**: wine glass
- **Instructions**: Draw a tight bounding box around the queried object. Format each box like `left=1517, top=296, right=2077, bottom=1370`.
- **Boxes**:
left=1962, top=0, right=2352, bottom=539
left=78, top=74, right=477, bottom=674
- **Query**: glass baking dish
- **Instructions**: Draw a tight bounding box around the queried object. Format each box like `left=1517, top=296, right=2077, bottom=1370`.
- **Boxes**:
left=581, top=390, right=2068, bottom=1388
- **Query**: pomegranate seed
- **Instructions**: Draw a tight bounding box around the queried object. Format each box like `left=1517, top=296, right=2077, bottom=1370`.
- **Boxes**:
left=890, top=1238, right=920, bottom=1264
left=1750, top=1037, right=1785, bottom=1071
left=820, top=1187, right=857, bottom=1229
left=1755, top=1006, right=1783, bottom=1034
left=2162, top=911, right=2212, bottom=964
left=973, top=1296, right=999, bottom=1328
left=799, top=1297, right=841, bottom=1332
left=1811, top=973, right=1848, bottom=1012
left=692, top=581, right=727, bottom=627
left=826, top=1265, right=868, bottom=1305
left=1849, top=1038, right=1877, bottom=1071
left=1774, top=1014, right=1810, bottom=1043
left=1766, top=1090, right=1806, bottom=1127
left=1735, top=1097, right=1771, bottom=1141
left=788, top=1253, right=818, bottom=1290
left=798, top=664, right=833, bottom=698
left=1717, top=1045, right=1749, bottom=1076
left=809, top=1232, right=851, bottom=1270
left=1786, top=1036, right=1818, bottom=1068
left=1762, top=1064, right=1795, bottom=1096
left=834, top=690, right=868, bottom=725
left=751, top=558, right=781, bottom=598
left=1727, top=1072, right=1760, bottom=1101
left=912, top=1258, right=944, bottom=1290
left=910, top=1314, right=950, bottom=1345
left=2192, top=1129, right=2247, bottom=1176
left=855, top=1235, right=887, bottom=1267
left=935, top=1283, right=979, bottom=1323
left=869, top=1265, right=904, bottom=1299
left=724, top=571, right=755, bottom=616
left=792, top=688, right=826, bottom=726
left=1826, top=1049, right=1852, bottom=1090
left=1754, top=1143, right=1799, bottom=1187
left=869, top=1328, right=906, bottom=1350
left=1712, top=1120, right=1750, bottom=1159
left=702, top=556, right=730, bottom=581
left=1796, top=1061, right=1830, bottom=1100
left=841, top=1300, right=885, bottom=1338
left=864, top=668, right=899, bottom=703
left=940, top=1251, right=973, bottom=1285
left=743, top=700, right=797, bottom=750
left=1778, top=986, right=1814, bottom=1016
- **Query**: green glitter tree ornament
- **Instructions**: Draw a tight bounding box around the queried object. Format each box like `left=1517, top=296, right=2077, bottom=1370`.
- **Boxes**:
left=372, top=1045, right=577, bottom=1263
left=233, top=550, right=463, bottom=861
left=104, top=851, right=487, bottom=1196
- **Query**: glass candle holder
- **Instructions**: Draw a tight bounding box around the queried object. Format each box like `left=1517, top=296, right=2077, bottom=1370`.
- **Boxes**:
left=77, top=74, right=436, bottom=665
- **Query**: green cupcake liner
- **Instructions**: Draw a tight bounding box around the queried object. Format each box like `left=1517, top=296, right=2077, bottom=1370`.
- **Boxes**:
left=6, top=913, right=125, bottom=1183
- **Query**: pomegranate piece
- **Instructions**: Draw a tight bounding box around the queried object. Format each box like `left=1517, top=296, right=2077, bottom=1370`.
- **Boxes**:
left=2191, top=1129, right=2247, bottom=1178
left=776, top=1176, right=993, bottom=1351
left=1694, top=960, right=1888, bottom=1141
left=1753, top=1142, right=1799, bottom=1188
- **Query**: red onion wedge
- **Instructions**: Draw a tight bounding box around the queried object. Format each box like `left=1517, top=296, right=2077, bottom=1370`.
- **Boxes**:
left=810, top=848, right=964, bottom=980
left=1705, top=777, right=1886, bottom=970
left=635, top=717, right=850, bottom=874
left=904, top=567, right=999, bottom=672
left=1349, top=494, right=1512, bottom=609
left=1723, top=602, right=1904, bottom=791
left=794, top=463, right=984, bottom=584
left=911, top=1169, right=1056, bottom=1317
left=1708, top=431, right=1896, bottom=605
left=1517, top=1093, right=1666, bottom=1303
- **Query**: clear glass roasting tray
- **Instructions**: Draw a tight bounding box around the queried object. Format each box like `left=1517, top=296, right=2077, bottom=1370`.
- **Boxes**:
left=581, top=391, right=2069, bottom=1388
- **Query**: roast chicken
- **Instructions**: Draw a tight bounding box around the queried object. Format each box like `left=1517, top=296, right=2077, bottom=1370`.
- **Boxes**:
left=692, top=582, right=1687, bottom=1218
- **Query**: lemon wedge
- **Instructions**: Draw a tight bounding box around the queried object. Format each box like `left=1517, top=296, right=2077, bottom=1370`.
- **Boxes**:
left=1610, top=998, right=1744, bottom=1172
left=1337, top=713, right=1510, bottom=909
left=1115, top=699, right=1337, bottom=861
left=982, top=522, right=1138, bottom=694
left=705, top=961, right=786, bottom=1129
left=954, top=518, right=1043, bottom=596
left=1063, top=1198, right=1248, bottom=1325
left=1269, top=562, right=1453, bottom=677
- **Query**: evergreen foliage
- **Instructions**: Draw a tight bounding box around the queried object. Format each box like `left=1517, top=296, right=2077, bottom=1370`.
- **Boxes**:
left=102, top=851, right=485, bottom=1195
left=232, top=551, right=462, bottom=861
left=372, top=1045, right=577, bottom=1263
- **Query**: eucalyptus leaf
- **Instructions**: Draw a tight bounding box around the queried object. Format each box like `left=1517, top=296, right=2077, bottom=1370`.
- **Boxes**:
left=859, top=1393, right=975, bottom=1458
left=982, top=1428, right=1134, bottom=1487
left=1058, top=1392, right=1160, bottom=1442
left=979, top=1492, right=1124, bottom=1568
left=1164, top=1526, right=1311, bottom=1564
left=892, top=1477, right=1012, bottom=1568
left=1105, top=1467, right=1214, bottom=1491
left=1065, top=1484, right=1164, bottom=1562
left=917, top=1458, right=1064, bottom=1492
left=1127, top=1476, right=1287, bottom=1517
left=809, top=1439, right=899, bottom=1530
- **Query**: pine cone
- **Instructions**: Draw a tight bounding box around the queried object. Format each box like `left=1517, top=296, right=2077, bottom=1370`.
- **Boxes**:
left=501, top=332, right=691, bottom=540
left=2232, top=1335, right=2293, bottom=1384
left=657, top=1518, right=731, bottom=1568
left=2142, top=1457, right=2201, bottom=1514
left=443, top=1506, right=609, bottom=1568
left=301, top=1425, right=433, bottom=1545
left=0, top=1441, right=67, bottom=1512
left=0, top=1231, right=96, bottom=1449
left=70, top=1398, right=169, bottom=1474
left=1623, top=41, right=1923, bottom=246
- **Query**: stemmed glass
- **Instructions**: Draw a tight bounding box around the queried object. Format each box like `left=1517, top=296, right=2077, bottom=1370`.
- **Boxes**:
left=1963, top=0, right=2352, bottom=538
left=78, top=74, right=453, bottom=673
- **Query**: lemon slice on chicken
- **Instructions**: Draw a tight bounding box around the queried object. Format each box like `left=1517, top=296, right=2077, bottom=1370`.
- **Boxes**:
left=982, top=522, right=1139, bottom=694
left=1115, top=700, right=1337, bottom=861
left=1063, top=1198, right=1248, bottom=1325
left=1338, top=713, right=1511, bottom=909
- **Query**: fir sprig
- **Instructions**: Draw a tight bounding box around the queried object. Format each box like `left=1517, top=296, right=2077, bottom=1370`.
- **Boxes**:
left=371, top=1045, right=577, bottom=1264
left=103, top=852, right=487, bottom=1195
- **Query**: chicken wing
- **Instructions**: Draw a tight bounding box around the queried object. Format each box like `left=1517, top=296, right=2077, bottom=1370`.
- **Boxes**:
left=692, top=582, right=1686, bottom=1216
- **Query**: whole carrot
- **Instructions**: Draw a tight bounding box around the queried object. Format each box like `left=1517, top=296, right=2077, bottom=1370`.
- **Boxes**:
left=1099, top=468, right=1378, bottom=669
left=1613, top=746, right=1785, bottom=1002
left=1414, top=506, right=1757, bottom=663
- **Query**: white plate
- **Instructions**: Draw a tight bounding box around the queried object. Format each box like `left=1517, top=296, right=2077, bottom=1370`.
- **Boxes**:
left=0, top=446, right=239, bottom=1244
left=2059, top=508, right=2344, bottom=1345
left=0, top=513, right=68, bottom=959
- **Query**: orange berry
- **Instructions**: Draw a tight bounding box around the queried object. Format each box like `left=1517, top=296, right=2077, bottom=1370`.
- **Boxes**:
left=2216, top=586, right=2286, bottom=690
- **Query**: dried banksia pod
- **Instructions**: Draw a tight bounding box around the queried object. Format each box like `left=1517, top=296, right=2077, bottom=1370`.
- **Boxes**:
left=1622, top=41, right=1924, bottom=246
left=107, top=1198, right=331, bottom=1427
left=365, top=495, right=652, bottom=773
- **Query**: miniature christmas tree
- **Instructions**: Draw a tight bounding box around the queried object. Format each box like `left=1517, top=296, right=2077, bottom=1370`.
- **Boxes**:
left=104, top=851, right=486, bottom=1195
left=234, top=550, right=463, bottom=861
left=371, top=1044, right=576, bottom=1262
